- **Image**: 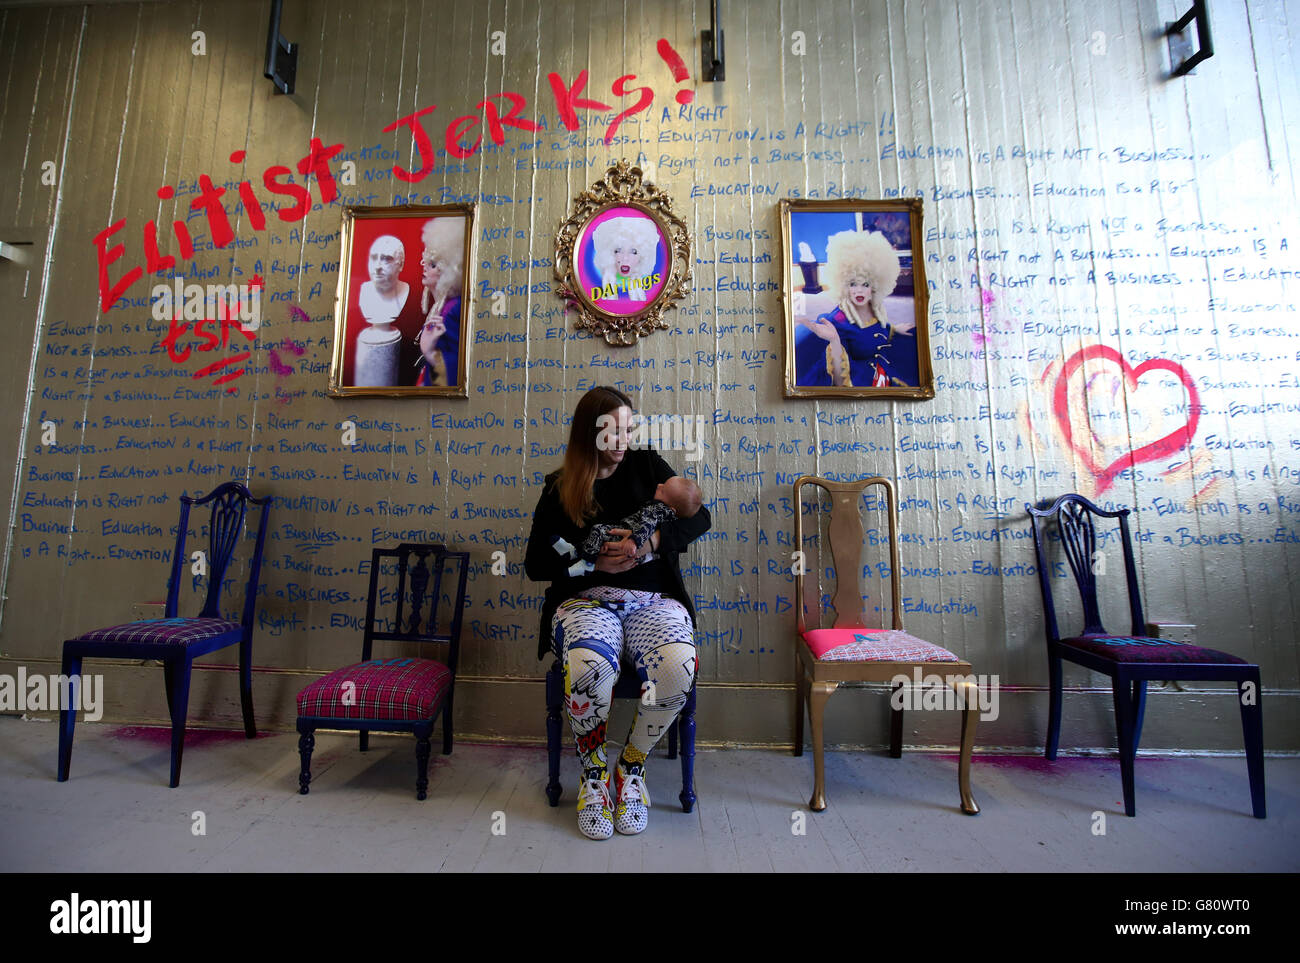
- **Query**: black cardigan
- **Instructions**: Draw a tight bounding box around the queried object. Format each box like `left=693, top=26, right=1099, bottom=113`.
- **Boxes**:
left=524, top=447, right=712, bottom=660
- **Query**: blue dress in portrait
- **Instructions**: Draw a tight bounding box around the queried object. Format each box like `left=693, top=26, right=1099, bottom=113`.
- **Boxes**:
left=793, top=305, right=918, bottom=388
left=415, top=295, right=461, bottom=387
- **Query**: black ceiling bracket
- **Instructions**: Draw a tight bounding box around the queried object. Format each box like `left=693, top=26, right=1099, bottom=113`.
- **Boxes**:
left=702, top=0, right=724, bottom=82
left=1165, top=0, right=1213, bottom=77
left=264, top=0, right=298, bottom=95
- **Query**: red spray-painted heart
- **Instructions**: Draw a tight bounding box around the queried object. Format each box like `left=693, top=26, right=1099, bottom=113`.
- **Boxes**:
left=1052, top=344, right=1201, bottom=494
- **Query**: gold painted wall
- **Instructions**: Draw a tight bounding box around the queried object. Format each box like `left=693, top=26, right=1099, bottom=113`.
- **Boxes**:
left=1, top=0, right=1297, bottom=750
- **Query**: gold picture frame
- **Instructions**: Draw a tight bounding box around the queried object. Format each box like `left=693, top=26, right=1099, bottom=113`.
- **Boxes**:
left=328, top=204, right=477, bottom=398
left=779, top=198, right=934, bottom=399
left=553, top=160, right=691, bottom=346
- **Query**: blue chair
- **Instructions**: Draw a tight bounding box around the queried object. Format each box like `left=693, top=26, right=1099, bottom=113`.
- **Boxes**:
left=1027, top=493, right=1265, bottom=818
left=296, top=544, right=469, bottom=800
left=545, top=661, right=697, bottom=812
left=58, top=482, right=272, bottom=787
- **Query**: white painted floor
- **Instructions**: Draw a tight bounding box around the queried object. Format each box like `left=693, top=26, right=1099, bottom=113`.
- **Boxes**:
left=1, top=717, right=1295, bottom=872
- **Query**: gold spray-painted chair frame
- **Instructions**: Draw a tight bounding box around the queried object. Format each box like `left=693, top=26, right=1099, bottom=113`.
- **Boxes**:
left=792, top=475, right=980, bottom=814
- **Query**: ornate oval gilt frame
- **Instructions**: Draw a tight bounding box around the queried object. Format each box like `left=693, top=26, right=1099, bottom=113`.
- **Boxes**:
left=553, top=160, right=692, bottom=346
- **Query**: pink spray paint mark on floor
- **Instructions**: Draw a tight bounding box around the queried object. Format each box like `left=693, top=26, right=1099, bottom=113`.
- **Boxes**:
left=109, top=725, right=265, bottom=745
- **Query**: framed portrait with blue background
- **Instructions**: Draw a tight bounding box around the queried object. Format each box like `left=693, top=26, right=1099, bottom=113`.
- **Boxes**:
left=780, top=198, right=933, bottom=399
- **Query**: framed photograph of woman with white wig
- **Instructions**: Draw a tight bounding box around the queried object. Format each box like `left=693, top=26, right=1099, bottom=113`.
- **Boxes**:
left=779, top=198, right=933, bottom=399
left=328, top=204, right=476, bottom=397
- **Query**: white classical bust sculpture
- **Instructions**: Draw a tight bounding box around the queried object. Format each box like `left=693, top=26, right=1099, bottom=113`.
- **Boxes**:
left=354, top=235, right=407, bottom=386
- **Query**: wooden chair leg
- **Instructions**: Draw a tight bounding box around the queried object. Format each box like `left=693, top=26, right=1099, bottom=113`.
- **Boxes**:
left=678, top=684, right=697, bottom=813
left=807, top=681, right=836, bottom=811
left=56, top=650, right=81, bottom=781
left=889, top=683, right=904, bottom=758
left=1111, top=674, right=1137, bottom=816
left=239, top=635, right=257, bottom=738
left=1239, top=674, right=1266, bottom=819
left=296, top=723, right=315, bottom=795
left=955, top=680, right=980, bottom=815
left=1046, top=652, right=1063, bottom=760
left=166, top=657, right=192, bottom=789
left=415, top=730, right=432, bottom=801
left=441, top=689, right=454, bottom=755
left=793, top=652, right=806, bottom=756
left=545, top=659, right=563, bottom=806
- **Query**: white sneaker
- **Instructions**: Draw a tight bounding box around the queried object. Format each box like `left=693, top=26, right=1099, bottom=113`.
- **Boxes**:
left=614, top=765, right=650, bottom=835
left=576, top=773, right=614, bottom=840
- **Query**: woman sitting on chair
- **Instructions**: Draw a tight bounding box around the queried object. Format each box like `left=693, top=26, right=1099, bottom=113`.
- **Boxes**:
left=525, top=385, right=711, bottom=840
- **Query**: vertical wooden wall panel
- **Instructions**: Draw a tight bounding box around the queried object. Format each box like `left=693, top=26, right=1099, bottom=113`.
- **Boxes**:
left=0, top=0, right=1296, bottom=748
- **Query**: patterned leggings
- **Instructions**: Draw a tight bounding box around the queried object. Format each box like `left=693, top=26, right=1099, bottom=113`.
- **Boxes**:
left=552, top=585, right=697, bottom=781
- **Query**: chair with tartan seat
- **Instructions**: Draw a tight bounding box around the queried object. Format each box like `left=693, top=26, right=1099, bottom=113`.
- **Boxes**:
left=58, top=481, right=272, bottom=787
left=1027, top=493, right=1265, bottom=818
left=792, top=474, right=980, bottom=814
left=296, top=543, right=468, bottom=800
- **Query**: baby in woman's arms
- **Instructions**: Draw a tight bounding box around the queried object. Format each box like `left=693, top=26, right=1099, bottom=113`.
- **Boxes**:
left=552, top=476, right=703, bottom=576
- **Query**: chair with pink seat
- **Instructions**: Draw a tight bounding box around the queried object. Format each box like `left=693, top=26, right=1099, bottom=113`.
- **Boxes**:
left=791, top=474, right=980, bottom=814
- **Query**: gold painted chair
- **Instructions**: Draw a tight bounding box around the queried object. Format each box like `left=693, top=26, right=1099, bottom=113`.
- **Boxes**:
left=792, top=474, right=980, bottom=814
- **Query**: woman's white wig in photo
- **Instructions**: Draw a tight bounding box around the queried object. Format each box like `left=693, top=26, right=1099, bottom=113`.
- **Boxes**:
left=591, top=216, right=661, bottom=280
left=824, top=229, right=902, bottom=327
left=421, top=217, right=466, bottom=304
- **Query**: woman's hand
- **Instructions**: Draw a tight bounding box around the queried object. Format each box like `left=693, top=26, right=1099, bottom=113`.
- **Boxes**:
left=594, top=529, right=638, bottom=572
left=604, top=529, right=637, bottom=559
left=800, top=316, right=841, bottom=345
left=419, top=311, right=446, bottom=360
left=593, top=550, right=638, bottom=573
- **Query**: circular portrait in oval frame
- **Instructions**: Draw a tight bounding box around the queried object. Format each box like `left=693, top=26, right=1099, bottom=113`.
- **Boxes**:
left=575, top=206, right=670, bottom=314
left=554, top=161, right=691, bottom=346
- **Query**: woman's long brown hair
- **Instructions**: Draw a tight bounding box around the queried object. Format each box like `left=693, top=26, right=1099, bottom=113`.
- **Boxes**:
left=555, top=385, right=632, bottom=526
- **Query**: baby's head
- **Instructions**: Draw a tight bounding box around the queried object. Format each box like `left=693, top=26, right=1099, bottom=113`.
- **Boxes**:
left=654, top=476, right=703, bottom=518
